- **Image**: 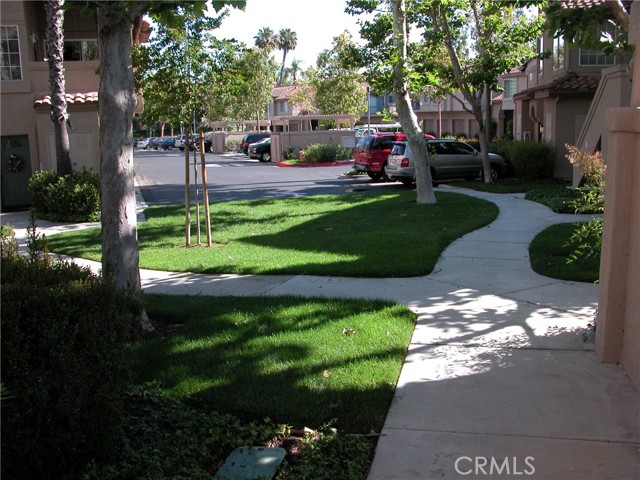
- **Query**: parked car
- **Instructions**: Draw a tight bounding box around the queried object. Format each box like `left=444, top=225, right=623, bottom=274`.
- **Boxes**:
left=238, top=132, right=271, bottom=155
left=354, top=133, right=434, bottom=181
left=175, top=134, right=186, bottom=150
left=160, top=137, right=176, bottom=150
left=147, top=137, right=162, bottom=150
left=248, top=138, right=272, bottom=162
left=138, top=137, right=150, bottom=149
left=384, top=139, right=510, bottom=186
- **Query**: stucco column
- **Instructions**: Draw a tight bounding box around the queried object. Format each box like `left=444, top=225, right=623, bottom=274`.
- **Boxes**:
left=596, top=2, right=640, bottom=392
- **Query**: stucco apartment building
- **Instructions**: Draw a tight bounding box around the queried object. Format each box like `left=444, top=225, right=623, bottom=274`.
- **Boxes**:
left=513, top=22, right=631, bottom=179
left=1, top=0, right=103, bottom=210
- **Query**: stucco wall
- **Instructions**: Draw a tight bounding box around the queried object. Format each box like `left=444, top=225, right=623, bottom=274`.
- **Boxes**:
left=597, top=106, right=640, bottom=392
left=552, top=97, right=592, bottom=179
left=279, top=130, right=356, bottom=153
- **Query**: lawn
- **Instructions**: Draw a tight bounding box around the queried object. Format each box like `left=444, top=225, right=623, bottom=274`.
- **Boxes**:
left=529, top=222, right=600, bottom=283
left=132, top=295, right=416, bottom=434
left=46, top=191, right=498, bottom=277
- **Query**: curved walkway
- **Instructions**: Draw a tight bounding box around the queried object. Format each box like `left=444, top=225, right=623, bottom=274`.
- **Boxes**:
left=2, top=187, right=638, bottom=479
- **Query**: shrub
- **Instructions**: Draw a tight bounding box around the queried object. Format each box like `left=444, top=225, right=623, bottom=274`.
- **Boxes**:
left=564, top=144, right=605, bottom=267
left=225, top=138, right=241, bottom=152
left=1, top=248, right=138, bottom=479
left=301, top=143, right=349, bottom=163
left=505, top=141, right=554, bottom=179
left=28, top=168, right=101, bottom=222
left=283, top=146, right=298, bottom=161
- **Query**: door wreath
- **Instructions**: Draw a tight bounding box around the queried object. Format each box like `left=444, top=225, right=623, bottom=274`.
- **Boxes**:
left=6, top=154, right=25, bottom=173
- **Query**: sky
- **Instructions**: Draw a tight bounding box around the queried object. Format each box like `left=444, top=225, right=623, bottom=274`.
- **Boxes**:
left=213, top=0, right=364, bottom=69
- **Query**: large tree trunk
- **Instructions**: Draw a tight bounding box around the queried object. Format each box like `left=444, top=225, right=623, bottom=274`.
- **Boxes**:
left=479, top=85, right=493, bottom=183
left=279, top=49, right=288, bottom=86
left=45, top=0, right=72, bottom=177
left=392, top=0, right=436, bottom=204
left=97, top=4, right=153, bottom=333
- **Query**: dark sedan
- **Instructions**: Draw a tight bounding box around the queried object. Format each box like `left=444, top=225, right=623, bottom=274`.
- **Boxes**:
left=248, top=138, right=272, bottom=162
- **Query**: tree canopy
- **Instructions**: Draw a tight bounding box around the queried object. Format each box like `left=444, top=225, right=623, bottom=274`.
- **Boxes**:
left=134, top=11, right=238, bottom=131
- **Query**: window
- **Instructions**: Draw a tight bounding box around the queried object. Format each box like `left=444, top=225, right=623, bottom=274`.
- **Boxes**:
left=1, top=26, right=22, bottom=80
left=537, top=38, right=543, bottom=77
left=503, top=79, right=517, bottom=99
left=62, top=39, right=98, bottom=61
left=580, top=23, right=617, bottom=66
left=454, top=142, right=475, bottom=155
left=277, top=100, right=288, bottom=114
left=552, top=35, right=565, bottom=70
left=579, top=49, right=614, bottom=66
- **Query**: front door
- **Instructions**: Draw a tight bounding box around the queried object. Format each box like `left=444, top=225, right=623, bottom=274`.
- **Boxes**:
left=1, top=135, right=32, bottom=210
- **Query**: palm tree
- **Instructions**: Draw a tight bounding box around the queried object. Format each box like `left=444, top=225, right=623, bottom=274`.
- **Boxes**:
left=276, top=28, right=297, bottom=86
left=45, top=0, right=72, bottom=176
left=289, top=58, right=302, bottom=83
left=254, top=27, right=276, bottom=52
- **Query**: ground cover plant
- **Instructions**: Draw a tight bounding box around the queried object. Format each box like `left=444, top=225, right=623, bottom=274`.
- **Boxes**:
left=132, top=294, right=416, bottom=434
left=529, top=222, right=600, bottom=283
left=46, top=191, right=498, bottom=277
left=453, top=178, right=569, bottom=195
left=84, top=385, right=372, bottom=480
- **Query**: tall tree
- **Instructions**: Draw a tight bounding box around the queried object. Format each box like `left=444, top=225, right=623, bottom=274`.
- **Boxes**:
left=89, top=1, right=243, bottom=332
left=235, top=48, right=278, bottom=130
left=348, top=0, right=542, bottom=184
left=254, top=27, right=277, bottom=52
left=45, top=0, right=72, bottom=176
left=276, top=28, right=298, bottom=85
left=391, top=0, right=436, bottom=204
left=310, top=31, right=367, bottom=116
left=416, top=0, right=543, bottom=182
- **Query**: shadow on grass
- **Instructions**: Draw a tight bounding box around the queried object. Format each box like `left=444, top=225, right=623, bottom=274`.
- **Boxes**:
left=46, top=191, right=498, bottom=277
left=133, top=295, right=416, bottom=433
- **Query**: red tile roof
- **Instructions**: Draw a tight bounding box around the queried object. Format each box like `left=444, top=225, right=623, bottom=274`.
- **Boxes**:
left=34, top=91, right=99, bottom=106
left=513, top=72, right=600, bottom=100
left=272, top=85, right=299, bottom=100
left=557, top=0, right=631, bottom=10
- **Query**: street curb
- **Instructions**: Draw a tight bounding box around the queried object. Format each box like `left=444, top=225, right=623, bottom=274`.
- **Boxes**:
left=276, top=160, right=354, bottom=168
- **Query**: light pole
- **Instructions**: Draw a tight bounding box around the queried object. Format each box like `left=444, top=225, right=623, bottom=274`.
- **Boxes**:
left=367, top=86, right=371, bottom=133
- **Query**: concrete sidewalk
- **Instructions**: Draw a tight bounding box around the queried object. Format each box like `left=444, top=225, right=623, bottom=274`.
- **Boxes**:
left=2, top=187, right=638, bottom=479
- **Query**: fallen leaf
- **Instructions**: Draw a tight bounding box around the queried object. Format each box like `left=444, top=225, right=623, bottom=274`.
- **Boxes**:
left=323, top=370, right=330, bottom=378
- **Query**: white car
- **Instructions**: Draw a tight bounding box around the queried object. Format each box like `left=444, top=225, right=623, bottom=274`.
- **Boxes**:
left=137, top=137, right=150, bottom=149
left=174, top=134, right=186, bottom=150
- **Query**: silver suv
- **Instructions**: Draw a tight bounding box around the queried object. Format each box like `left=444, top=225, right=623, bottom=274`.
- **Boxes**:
left=385, top=139, right=509, bottom=186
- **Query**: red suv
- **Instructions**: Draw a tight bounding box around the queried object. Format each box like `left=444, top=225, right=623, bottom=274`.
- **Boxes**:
left=354, top=133, right=434, bottom=181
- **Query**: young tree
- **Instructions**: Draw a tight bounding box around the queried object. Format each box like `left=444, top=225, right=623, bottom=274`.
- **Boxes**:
left=134, top=12, right=236, bottom=131
left=310, top=31, right=367, bottom=116
left=45, top=0, right=72, bottom=176
left=276, top=28, right=298, bottom=85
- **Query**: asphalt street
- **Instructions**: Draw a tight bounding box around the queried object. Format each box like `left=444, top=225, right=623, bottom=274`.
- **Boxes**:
left=133, top=148, right=408, bottom=205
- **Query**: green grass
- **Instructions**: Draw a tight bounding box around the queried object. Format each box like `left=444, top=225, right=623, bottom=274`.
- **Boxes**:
left=131, top=295, right=416, bottom=434
left=46, top=191, right=498, bottom=277
left=529, top=222, right=600, bottom=283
